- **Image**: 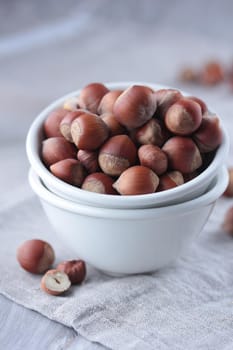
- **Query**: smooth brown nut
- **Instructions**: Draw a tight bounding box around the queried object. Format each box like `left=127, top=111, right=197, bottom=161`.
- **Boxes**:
left=157, top=171, right=184, bottom=191
left=222, top=207, right=233, bottom=235
left=138, top=144, right=168, bottom=175
left=132, top=118, right=169, bottom=147
left=71, top=113, right=109, bottom=150
left=78, top=83, right=109, bottom=113
left=113, top=165, right=159, bottom=195
left=101, top=112, right=127, bottom=136
left=63, top=97, right=80, bottom=111
left=82, top=173, right=117, bottom=194
left=41, top=269, right=71, bottom=296
left=201, top=61, right=224, bottom=85
left=77, top=149, right=100, bottom=173
left=223, top=168, right=233, bottom=197
left=57, top=260, right=86, bottom=284
left=60, top=110, right=89, bottom=142
left=193, top=114, right=223, bottom=152
left=154, top=89, right=183, bottom=118
left=43, top=108, right=68, bottom=138
left=113, top=85, right=156, bottom=128
left=50, top=159, right=86, bottom=186
left=188, top=96, right=208, bottom=114
left=17, top=239, right=55, bottom=274
left=98, top=135, right=137, bottom=176
left=165, top=98, right=202, bottom=135
left=98, top=90, right=123, bottom=114
left=41, top=137, right=77, bottom=167
left=162, top=136, right=202, bottom=173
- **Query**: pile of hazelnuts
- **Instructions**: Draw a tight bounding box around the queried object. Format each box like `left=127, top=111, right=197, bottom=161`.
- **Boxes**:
left=41, top=83, right=223, bottom=196
left=17, top=239, right=86, bottom=295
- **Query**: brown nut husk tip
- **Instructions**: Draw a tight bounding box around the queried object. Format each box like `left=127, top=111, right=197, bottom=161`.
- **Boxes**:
left=162, top=136, right=202, bottom=173
left=41, top=269, right=71, bottom=295
left=113, top=85, right=156, bottom=128
left=222, top=207, right=233, bottom=236
left=41, top=137, right=77, bottom=167
left=223, top=168, right=233, bottom=197
left=113, top=165, right=159, bottom=195
left=82, top=172, right=117, bottom=194
left=43, top=108, right=68, bottom=138
left=70, top=113, right=109, bottom=150
left=77, top=149, right=100, bottom=173
left=99, top=135, right=137, bottom=176
left=78, top=82, right=109, bottom=114
left=50, top=159, right=86, bottom=186
left=157, top=171, right=184, bottom=192
left=138, top=144, right=168, bottom=175
left=57, top=260, right=86, bottom=284
left=165, top=98, right=202, bottom=135
left=187, top=96, right=208, bottom=115
left=17, top=239, right=55, bottom=274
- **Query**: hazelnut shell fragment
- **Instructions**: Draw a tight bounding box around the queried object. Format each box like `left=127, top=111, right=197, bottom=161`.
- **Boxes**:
left=41, top=269, right=71, bottom=295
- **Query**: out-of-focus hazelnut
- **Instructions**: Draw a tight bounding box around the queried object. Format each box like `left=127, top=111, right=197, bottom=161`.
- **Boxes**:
left=50, top=159, right=86, bottom=186
left=188, top=96, right=208, bottom=114
left=179, top=67, right=198, bottom=83
left=222, top=207, right=233, bottom=235
left=223, top=168, right=233, bottom=197
left=43, top=108, right=68, bottom=138
left=98, top=90, right=123, bottom=114
left=157, top=171, right=184, bottom=191
left=200, top=61, right=224, bottom=85
left=154, top=89, right=183, bottom=119
left=57, top=260, right=86, bottom=284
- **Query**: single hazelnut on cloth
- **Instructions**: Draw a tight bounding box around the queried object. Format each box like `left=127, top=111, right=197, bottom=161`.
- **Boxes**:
left=57, top=260, right=86, bottom=284
left=17, top=239, right=55, bottom=274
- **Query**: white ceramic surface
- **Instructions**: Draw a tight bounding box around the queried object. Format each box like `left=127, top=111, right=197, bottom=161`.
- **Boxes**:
left=26, top=82, right=230, bottom=209
left=29, top=166, right=228, bottom=275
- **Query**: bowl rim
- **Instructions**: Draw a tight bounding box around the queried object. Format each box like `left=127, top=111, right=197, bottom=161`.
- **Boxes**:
left=26, top=81, right=230, bottom=207
left=29, top=166, right=228, bottom=219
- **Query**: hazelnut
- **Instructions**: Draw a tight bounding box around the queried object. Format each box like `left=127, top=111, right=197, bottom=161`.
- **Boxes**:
left=222, top=207, right=233, bottom=236
left=154, top=89, right=182, bottom=118
left=98, top=90, right=123, bottom=114
left=60, top=110, right=88, bottom=142
left=98, top=135, right=137, bottom=176
left=43, top=108, right=68, bottom=138
left=113, top=165, right=159, bottom=195
left=113, top=85, right=156, bottom=128
left=41, top=137, right=77, bottom=167
left=157, top=171, right=184, bottom=191
left=179, top=67, right=198, bottom=83
left=188, top=96, right=208, bottom=114
left=200, top=61, right=224, bottom=85
left=165, top=98, right=202, bottom=135
left=41, top=269, right=71, bottom=296
left=162, top=136, right=202, bottom=173
left=50, top=159, right=86, bottom=186
left=223, top=168, right=233, bottom=197
left=101, top=112, right=126, bottom=136
left=71, top=113, right=109, bottom=150
left=78, top=83, right=109, bottom=113
left=57, top=260, right=86, bottom=284
left=17, top=239, right=55, bottom=274
left=81, top=172, right=117, bottom=194
left=63, top=97, right=80, bottom=111
left=77, top=149, right=100, bottom=173
left=138, top=144, right=168, bottom=175
left=193, top=114, right=223, bottom=152
left=132, top=118, right=169, bottom=147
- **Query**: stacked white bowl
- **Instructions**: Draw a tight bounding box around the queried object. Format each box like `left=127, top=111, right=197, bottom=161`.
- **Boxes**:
left=26, top=82, right=230, bottom=275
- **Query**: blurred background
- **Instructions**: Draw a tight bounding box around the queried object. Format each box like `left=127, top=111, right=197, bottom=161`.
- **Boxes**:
left=1, top=0, right=233, bottom=209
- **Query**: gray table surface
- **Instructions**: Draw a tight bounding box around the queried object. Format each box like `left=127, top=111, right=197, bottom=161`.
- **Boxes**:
left=1, top=0, right=233, bottom=349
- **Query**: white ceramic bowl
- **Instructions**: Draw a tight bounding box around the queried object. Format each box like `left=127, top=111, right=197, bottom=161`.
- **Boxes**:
left=26, top=82, right=229, bottom=209
left=29, top=166, right=228, bottom=275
